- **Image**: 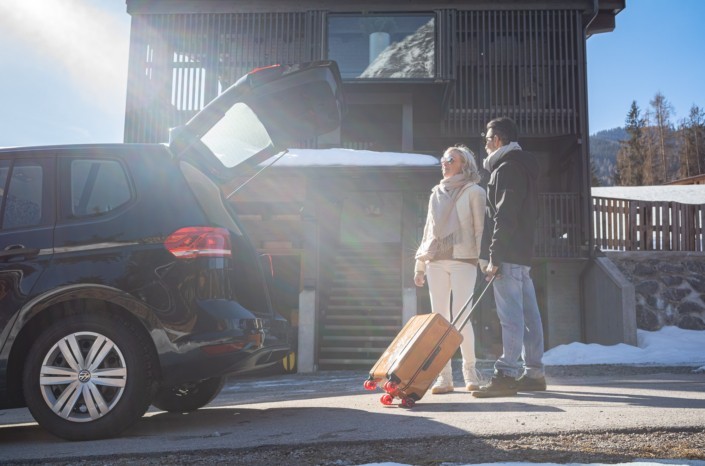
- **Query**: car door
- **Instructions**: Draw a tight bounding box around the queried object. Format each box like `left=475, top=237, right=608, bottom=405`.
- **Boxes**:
left=168, top=60, right=345, bottom=180
left=0, top=155, right=55, bottom=354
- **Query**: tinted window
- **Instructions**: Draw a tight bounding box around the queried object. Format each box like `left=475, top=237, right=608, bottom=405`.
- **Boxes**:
left=1, top=161, right=44, bottom=229
left=71, top=159, right=131, bottom=217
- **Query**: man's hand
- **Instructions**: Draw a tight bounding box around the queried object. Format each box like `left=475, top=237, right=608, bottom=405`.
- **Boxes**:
left=484, top=260, right=500, bottom=281
left=414, top=271, right=425, bottom=287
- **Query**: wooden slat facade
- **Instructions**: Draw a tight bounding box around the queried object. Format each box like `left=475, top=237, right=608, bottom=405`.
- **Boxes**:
left=124, top=6, right=587, bottom=143
left=442, top=9, right=582, bottom=138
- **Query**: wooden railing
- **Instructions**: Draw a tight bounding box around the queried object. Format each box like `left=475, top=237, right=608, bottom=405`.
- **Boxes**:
left=592, top=196, right=705, bottom=252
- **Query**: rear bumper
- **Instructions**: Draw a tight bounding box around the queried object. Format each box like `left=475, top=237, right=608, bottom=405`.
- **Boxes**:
left=156, top=299, right=290, bottom=385
left=159, top=342, right=291, bottom=386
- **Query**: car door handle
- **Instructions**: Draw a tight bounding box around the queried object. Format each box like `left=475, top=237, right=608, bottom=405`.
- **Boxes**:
left=0, top=245, right=40, bottom=261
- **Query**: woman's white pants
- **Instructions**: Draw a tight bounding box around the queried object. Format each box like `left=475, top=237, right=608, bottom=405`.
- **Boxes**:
left=425, top=259, right=479, bottom=387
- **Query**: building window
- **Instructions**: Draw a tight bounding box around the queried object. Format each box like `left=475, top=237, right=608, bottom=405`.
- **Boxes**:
left=328, top=14, right=435, bottom=80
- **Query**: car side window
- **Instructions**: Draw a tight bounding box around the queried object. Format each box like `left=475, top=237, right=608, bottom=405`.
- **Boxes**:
left=70, top=159, right=131, bottom=217
left=0, top=160, right=44, bottom=230
left=0, top=160, right=8, bottom=214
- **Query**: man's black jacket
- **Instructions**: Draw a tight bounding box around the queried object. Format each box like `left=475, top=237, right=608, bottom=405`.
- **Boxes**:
left=480, top=148, right=539, bottom=267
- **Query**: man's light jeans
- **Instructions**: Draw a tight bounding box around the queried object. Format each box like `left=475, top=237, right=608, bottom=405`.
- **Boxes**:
left=426, top=260, right=479, bottom=386
left=492, top=262, right=545, bottom=379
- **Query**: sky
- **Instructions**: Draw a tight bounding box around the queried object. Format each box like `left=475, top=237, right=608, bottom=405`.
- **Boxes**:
left=0, top=0, right=703, bottom=147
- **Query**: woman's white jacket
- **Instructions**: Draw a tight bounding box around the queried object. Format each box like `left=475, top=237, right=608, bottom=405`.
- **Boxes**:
left=415, top=183, right=486, bottom=274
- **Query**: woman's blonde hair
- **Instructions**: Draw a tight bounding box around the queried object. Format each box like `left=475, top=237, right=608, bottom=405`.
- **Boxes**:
left=444, top=145, right=481, bottom=183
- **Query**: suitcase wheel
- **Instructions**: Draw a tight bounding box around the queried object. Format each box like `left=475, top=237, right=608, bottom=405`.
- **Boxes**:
left=383, top=381, right=398, bottom=393
left=363, top=379, right=377, bottom=391
left=380, top=394, right=394, bottom=405
left=400, top=397, right=416, bottom=409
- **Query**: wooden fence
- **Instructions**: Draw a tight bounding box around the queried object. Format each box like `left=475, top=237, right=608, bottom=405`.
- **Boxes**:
left=592, top=196, right=705, bottom=252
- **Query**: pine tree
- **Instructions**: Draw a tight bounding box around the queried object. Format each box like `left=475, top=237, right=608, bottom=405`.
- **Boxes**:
left=590, top=159, right=601, bottom=187
left=616, top=101, right=645, bottom=185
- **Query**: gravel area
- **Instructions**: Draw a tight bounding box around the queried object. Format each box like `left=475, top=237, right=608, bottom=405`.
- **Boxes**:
left=9, top=428, right=705, bottom=465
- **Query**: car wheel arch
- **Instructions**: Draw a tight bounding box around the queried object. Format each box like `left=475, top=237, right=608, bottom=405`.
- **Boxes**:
left=5, top=291, right=161, bottom=408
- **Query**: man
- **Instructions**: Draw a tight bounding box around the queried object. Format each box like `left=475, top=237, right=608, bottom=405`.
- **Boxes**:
left=474, top=116, right=546, bottom=398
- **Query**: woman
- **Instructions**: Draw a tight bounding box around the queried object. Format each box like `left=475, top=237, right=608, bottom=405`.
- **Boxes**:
left=414, top=145, right=486, bottom=394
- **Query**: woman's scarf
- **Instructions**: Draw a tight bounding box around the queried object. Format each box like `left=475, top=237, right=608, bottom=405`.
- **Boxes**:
left=483, top=141, right=522, bottom=172
left=417, top=174, right=472, bottom=260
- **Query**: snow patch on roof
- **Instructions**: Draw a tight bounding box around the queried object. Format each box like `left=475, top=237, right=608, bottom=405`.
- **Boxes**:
left=264, top=148, right=439, bottom=167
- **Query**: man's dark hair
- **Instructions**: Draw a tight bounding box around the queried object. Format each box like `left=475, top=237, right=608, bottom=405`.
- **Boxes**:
left=486, top=117, right=519, bottom=144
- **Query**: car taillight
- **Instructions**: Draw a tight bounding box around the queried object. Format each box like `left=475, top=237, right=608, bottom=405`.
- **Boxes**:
left=164, top=227, right=232, bottom=259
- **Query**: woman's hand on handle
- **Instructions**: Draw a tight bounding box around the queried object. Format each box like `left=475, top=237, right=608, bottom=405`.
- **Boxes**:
left=414, top=271, right=425, bottom=287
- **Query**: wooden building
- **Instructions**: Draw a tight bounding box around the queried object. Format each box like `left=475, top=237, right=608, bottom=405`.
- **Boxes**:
left=123, top=0, right=627, bottom=371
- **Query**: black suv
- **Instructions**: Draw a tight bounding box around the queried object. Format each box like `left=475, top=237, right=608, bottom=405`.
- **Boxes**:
left=0, top=61, right=344, bottom=440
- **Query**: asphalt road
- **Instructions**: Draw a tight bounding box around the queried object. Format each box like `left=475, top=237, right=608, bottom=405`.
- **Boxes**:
left=1, top=367, right=704, bottom=463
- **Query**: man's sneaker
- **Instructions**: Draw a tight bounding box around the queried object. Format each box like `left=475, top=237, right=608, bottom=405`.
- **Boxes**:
left=517, top=375, right=547, bottom=391
left=471, top=373, right=518, bottom=398
left=465, top=382, right=480, bottom=391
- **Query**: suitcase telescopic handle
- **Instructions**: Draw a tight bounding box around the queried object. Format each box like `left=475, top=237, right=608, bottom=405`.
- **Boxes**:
left=452, top=275, right=496, bottom=332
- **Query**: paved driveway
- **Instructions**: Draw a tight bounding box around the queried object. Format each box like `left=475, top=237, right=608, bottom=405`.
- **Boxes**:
left=1, top=369, right=703, bottom=463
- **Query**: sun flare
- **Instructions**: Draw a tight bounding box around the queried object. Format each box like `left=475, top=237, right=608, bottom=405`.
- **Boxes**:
left=0, top=0, right=129, bottom=113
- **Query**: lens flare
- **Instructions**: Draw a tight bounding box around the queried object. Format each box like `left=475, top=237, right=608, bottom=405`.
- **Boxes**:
left=0, top=0, right=129, bottom=114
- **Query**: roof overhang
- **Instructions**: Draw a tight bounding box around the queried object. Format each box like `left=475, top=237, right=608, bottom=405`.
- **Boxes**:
left=126, top=0, right=625, bottom=16
left=586, top=0, right=626, bottom=37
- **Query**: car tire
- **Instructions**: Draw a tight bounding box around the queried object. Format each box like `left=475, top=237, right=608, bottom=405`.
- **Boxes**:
left=152, top=376, right=226, bottom=412
left=22, top=312, right=157, bottom=441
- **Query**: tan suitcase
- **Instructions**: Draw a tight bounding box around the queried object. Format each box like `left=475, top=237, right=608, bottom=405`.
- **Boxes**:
left=364, top=277, right=494, bottom=407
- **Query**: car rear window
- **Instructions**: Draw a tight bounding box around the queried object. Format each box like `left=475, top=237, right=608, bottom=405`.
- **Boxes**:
left=200, top=102, right=272, bottom=168
left=71, top=159, right=132, bottom=217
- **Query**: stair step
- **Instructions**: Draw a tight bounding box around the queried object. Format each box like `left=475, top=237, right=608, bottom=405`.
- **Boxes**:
left=326, top=304, right=401, bottom=311
left=324, top=315, right=400, bottom=322
left=321, top=335, right=394, bottom=342
left=318, top=346, right=388, bottom=353
left=323, top=324, right=399, bottom=331
left=329, top=287, right=399, bottom=295
left=318, top=358, right=378, bottom=366
left=330, top=280, right=399, bottom=288
left=329, top=295, right=400, bottom=301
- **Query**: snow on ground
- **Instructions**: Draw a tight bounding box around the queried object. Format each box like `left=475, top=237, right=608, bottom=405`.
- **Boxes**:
left=361, top=462, right=705, bottom=466
left=543, top=326, right=705, bottom=370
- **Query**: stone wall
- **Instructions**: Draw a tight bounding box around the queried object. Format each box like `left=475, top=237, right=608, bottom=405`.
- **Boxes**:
left=605, top=251, right=705, bottom=331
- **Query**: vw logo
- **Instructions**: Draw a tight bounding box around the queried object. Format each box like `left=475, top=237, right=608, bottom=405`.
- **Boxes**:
left=78, top=369, right=92, bottom=383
